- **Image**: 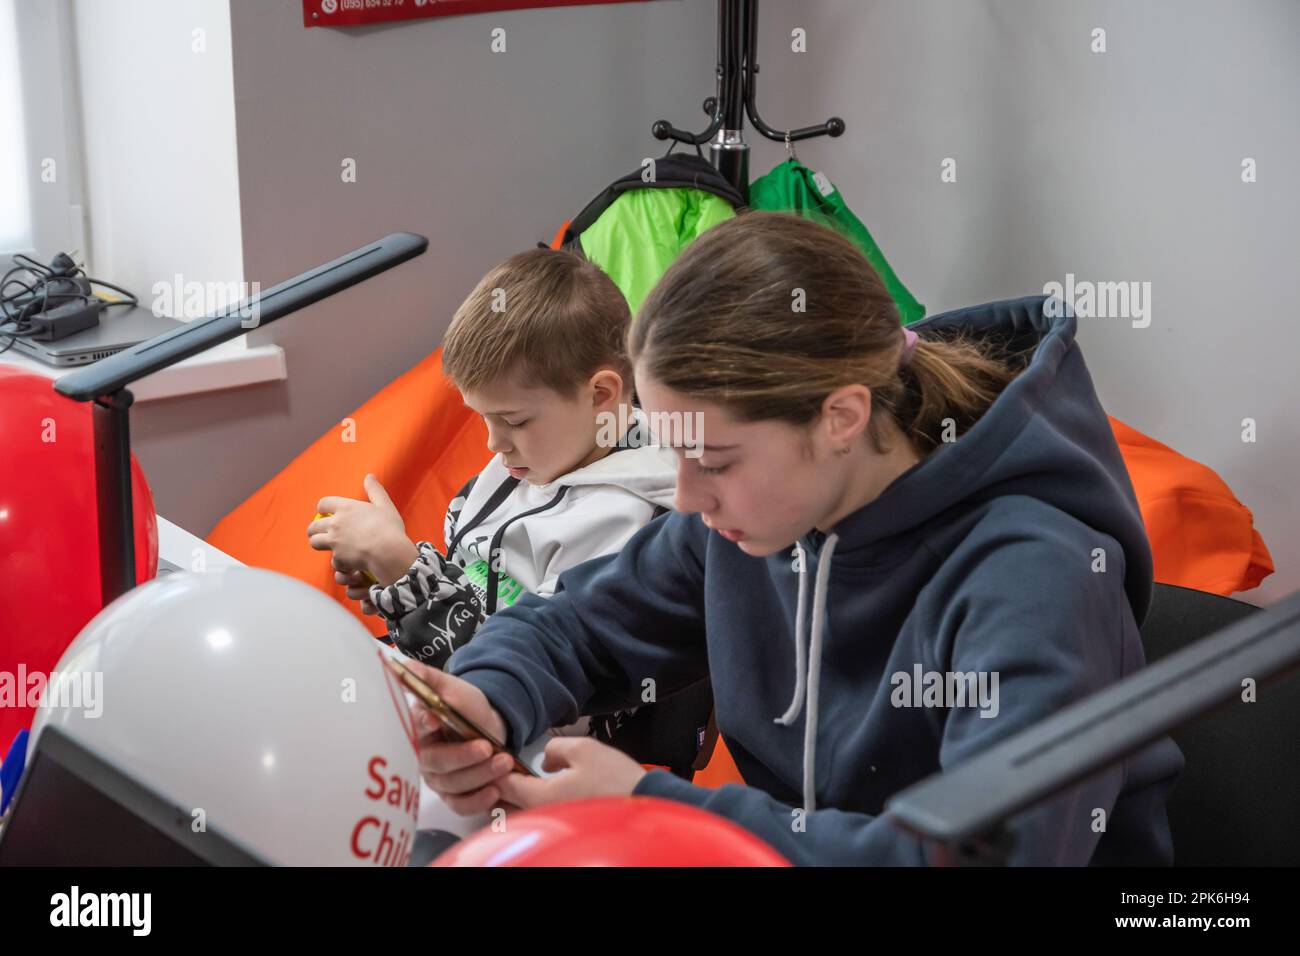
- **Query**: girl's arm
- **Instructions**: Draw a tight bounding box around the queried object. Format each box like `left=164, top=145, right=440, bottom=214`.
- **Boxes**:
left=446, top=511, right=710, bottom=750
left=629, top=517, right=1182, bottom=866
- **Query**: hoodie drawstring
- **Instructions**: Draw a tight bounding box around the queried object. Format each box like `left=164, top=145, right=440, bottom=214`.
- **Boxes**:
left=775, top=543, right=810, bottom=725
left=774, top=532, right=839, bottom=813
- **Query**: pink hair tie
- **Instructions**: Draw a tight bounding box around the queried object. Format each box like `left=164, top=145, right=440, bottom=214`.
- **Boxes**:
left=900, top=326, right=919, bottom=368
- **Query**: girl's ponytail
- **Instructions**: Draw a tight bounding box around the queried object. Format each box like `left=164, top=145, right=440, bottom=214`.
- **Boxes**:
left=890, top=333, right=1024, bottom=456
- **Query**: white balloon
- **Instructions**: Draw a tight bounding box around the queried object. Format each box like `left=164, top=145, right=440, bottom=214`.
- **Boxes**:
left=30, top=567, right=421, bottom=866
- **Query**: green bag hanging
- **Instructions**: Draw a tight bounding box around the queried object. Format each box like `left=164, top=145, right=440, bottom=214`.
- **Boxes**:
left=749, top=159, right=925, bottom=325
left=578, top=187, right=736, bottom=316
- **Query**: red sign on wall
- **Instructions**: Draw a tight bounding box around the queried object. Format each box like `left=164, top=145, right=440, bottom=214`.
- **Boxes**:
left=303, top=0, right=650, bottom=29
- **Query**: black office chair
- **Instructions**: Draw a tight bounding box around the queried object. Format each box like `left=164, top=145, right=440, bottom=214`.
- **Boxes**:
left=1139, top=583, right=1300, bottom=865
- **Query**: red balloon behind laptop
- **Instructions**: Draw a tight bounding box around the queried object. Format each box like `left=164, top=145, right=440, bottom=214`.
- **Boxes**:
left=431, top=796, right=792, bottom=867
left=0, top=369, right=158, bottom=750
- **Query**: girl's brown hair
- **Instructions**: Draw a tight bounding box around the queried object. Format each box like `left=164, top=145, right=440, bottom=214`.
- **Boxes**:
left=629, top=212, right=1026, bottom=457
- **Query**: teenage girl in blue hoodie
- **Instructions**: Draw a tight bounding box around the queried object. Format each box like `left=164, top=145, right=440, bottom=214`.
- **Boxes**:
left=405, top=212, right=1184, bottom=866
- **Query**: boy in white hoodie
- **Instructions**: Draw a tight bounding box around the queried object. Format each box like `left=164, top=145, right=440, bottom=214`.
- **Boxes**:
left=310, top=248, right=709, bottom=774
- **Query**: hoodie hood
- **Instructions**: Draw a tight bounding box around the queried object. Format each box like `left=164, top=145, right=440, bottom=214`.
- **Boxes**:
left=779, top=295, right=1153, bottom=813
left=445, top=405, right=676, bottom=603
left=520, top=406, right=678, bottom=510
left=803, top=294, right=1151, bottom=622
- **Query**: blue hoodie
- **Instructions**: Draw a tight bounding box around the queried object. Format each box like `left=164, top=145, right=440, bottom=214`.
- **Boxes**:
left=448, top=296, right=1185, bottom=866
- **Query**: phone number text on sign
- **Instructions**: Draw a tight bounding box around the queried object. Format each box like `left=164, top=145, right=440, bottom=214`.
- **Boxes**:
left=305, top=0, right=651, bottom=29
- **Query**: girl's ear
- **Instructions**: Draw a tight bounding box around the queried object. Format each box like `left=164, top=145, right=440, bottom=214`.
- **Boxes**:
left=820, top=384, right=873, bottom=450
left=588, top=368, right=625, bottom=409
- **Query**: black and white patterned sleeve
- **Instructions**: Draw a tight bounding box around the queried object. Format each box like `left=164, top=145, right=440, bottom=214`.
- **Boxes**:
left=368, top=542, right=486, bottom=668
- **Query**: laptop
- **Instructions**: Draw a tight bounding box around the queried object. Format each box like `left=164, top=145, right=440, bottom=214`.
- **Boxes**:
left=0, top=726, right=267, bottom=866
left=1, top=303, right=184, bottom=368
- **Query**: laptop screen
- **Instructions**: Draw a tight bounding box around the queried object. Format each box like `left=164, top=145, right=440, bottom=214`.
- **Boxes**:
left=0, top=727, right=265, bottom=866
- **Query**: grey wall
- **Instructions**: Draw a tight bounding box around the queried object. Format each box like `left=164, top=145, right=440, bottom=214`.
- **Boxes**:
left=132, top=0, right=1297, bottom=604
left=743, top=0, right=1300, bottom=605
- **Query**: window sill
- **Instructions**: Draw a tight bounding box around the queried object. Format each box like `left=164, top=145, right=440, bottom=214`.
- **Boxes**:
left=0, top=335, right=286, bottom=402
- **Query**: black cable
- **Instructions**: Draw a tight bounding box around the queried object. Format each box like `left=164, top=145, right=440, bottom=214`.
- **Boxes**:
left=11, top=253, right=53, bottom=278
left=0, top=252, right=138, bottom=356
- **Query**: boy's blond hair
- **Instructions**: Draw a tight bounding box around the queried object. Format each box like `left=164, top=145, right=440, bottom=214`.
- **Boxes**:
left=442, top=248, right=632, bottom=396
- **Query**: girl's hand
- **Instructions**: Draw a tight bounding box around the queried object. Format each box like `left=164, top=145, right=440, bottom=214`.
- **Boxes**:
left=494, top=737, right=649, bottom=810
left=407, top=660, right=516, bottom=816
left=309, top=474, right=416, bottom=582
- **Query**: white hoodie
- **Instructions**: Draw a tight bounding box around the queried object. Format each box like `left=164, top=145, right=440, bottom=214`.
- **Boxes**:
left=370, top=408, right=677, bottom=667
left=447, top=440, right=677, bottom=604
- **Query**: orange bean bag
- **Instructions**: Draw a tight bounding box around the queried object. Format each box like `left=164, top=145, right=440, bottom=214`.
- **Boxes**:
left=1109, top=416, right=1273, bottom=597
left=208, top=348, right=490, bottom=638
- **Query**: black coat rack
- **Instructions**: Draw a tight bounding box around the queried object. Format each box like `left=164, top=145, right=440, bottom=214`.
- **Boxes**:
left=652, top=0, right=845, bottom=203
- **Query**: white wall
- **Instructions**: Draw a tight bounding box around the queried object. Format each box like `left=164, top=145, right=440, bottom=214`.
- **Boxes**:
left=7, top=0, right=88, bottom=258
left=72, top=0, right=242, bottom=298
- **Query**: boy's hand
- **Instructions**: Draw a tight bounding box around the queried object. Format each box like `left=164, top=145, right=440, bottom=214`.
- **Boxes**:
left=334, top=568, right=378, bottom=615
left=308, top=474, right=417, bottom=583
left=407, top=660, right=517, bottom=816
left=495, top=737, right=648, bottom=810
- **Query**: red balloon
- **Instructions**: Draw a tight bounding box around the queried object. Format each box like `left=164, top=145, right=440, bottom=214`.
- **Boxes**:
left=432, top=796, right=791, bottom=867
left=0, top=369, right=158, bottom=751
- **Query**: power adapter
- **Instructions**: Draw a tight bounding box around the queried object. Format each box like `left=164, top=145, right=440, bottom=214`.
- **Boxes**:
left=27, top=298, right=104, bottom=342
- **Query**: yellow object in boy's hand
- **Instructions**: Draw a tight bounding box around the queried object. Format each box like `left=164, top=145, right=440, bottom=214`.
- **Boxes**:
left=314, top=512, right=379, bottom=584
